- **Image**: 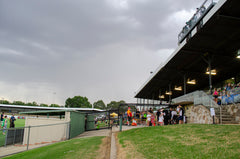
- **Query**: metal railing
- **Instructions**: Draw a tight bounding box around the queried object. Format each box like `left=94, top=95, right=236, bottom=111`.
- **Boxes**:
left=172, top=90, right=219, bottom=108
left=178, top=0, right=218, bottom=44
left=194, top=90, right=219, bottom=108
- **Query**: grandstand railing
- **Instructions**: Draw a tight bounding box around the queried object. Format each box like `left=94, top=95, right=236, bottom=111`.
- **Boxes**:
left=194, top=90, right=219, bottom=108
left=178, top=0, right=218, bottom=44
left=172, top=90, right=219, bottom=108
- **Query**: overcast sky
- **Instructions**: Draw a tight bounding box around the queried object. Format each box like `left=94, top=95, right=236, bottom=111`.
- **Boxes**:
left=0, top=0, right=205, bottom=106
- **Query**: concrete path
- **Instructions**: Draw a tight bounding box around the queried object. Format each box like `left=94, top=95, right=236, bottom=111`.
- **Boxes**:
left=76, top=129, right=111, bottom=138
left=0, top=143, right=52, bottom=158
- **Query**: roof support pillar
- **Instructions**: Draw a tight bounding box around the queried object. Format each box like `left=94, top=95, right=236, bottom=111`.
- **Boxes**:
left=208, top=58, right=213, bottom=95
left=152, top=94, right=155, bottom=107
left=137, top=98, right=139, bottom=110
left=143, top=99, right=145, bottom=111
left=184, top=74, right=187, bottom=95
left=169, top=83, right=172, bottom=104
left=147, top=99, right=149, bottom=111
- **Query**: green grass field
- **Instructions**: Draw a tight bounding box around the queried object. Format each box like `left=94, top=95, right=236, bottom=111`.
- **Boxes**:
left=118, top=124, right=240, bottom=159
left=4, top=136, right=104, bottom=159
left=0, top=119, right=25, bottom=147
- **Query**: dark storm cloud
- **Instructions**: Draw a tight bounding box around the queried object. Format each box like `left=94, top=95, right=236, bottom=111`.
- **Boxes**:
left=0, top=0, right=204, bottom=104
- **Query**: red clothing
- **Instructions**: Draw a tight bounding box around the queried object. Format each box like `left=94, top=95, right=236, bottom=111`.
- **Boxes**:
left=151, top=115, right=155, bottom=124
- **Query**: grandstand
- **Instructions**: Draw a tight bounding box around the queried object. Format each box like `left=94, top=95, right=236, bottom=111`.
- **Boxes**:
left=135, top=0, right=240, bottom=124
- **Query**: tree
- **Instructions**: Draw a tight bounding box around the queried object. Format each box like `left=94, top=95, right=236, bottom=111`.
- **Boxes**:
left=65, top=96, right=92, bottom=108
left=106, top=100, right=125, bottom=110
left=0, top=100, right=10, bottom=104
left=50, top=104, right=60, bottom=107
left=93, top=100, right=106, bottom=110
left=12, top=101, right=25, bottom=105
left=25, top=101, right=38, bottom=106
left=40, top=103, right=49, bottom=107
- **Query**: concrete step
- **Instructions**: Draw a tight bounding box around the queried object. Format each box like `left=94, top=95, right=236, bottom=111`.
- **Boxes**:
left=222, top=118, right=235, bottom=121
left=221, top=121, right=239, bottom=124
left=218, top=113, right=232, bottom=115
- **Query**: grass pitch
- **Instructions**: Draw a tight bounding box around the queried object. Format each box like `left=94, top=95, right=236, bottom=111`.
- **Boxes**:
left=0, top=119, right=25, bottom=147
left=118, top=124, right=240, bottom=159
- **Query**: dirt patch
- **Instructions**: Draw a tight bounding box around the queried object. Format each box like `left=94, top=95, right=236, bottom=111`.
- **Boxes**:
left=96, top=136, right=111, bottom=159
left=116, top=133, right=145, bottom=159
left=161, top=135, right=176, bottom=141
left=179, top=135, right=208, bottom=146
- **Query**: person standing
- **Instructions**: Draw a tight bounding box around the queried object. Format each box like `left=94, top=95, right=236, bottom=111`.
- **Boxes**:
left=163, top=109, right=169, bottom=125
left=150, top=113, right=155, bottom=126
left=127, top=107, right=132, bottom=126
left=135, top=109, right=140, bottom=125
left=10, top=114, right=16, bottom=128
left=136, top=109, right=140, bottom=119
left=2, top=116, right=8, bottom=135
left=156, top=109, right=160, bottom=125
left=149, top=108, right=153, bottom=113
left=147, top=112, right=151, bottom=126
left=213, top=88, right=219, bottom=103
left=158, top=111, right=164, bottom=126
left=178, top=105, right=184, bottom=124
left=1, top=112, right=4, bottom=127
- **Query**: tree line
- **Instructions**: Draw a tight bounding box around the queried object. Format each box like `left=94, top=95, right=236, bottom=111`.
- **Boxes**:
left=0, top=96, right=126, bottom=110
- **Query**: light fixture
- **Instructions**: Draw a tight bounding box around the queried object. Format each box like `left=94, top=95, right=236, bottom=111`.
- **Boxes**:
left=206, top=68, right=217, bottom=75
left=187, top=78, right=196, bottom=85
left=165, top=91, right=172, bottom=95
left=159, top=95, right=165, bottom=99
left=237, top=49, right=240, bottom=59
left=174, top=86, right=182, bottom=91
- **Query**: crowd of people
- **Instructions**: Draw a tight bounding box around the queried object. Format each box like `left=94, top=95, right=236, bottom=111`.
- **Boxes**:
left=123, top=105, right=185, bottom=127
left=212, top=82, right=240, bottom=104
left=1, top=112, right=16, bottom=135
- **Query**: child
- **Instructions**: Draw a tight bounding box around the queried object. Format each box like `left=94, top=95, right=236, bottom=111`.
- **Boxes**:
left=147, top=112, right=151, bottom=126
left=132, top=118, right=137, bottom=126
left=2, top=116, right=7, bottom=135
left=158, top=112, right=164, bottom=126
left=150, top=113, right=155, bottom=126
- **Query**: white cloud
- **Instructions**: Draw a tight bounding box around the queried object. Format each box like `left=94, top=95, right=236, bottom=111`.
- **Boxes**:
left=105, top=0, right=129, bottom=10
left=0, top=48, right=25, bottom=56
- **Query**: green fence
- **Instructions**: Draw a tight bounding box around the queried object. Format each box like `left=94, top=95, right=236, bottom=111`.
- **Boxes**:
left=86, top=115, right=95, bottom=131
left=70, top=112, right=85, bottom=139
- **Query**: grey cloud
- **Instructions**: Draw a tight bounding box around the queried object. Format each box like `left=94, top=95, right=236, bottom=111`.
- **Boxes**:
left=0, top=0, right=204, bottom=104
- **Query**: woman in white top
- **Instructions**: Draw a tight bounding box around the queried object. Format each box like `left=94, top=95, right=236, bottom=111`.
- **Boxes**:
left=147, top=112, right=151, bottom=126
left=158, top=112, right=164, bottom=126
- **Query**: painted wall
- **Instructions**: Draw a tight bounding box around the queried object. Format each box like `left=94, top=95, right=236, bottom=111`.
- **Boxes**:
left=23, top=112, right=70, bottom=145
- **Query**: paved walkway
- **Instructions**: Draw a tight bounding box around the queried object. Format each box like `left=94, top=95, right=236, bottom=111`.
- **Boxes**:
left=0, top=143, right=52, bottom=158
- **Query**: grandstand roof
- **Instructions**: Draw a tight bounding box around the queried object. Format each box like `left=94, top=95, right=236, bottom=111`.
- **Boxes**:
left=0, top=104, right=104, bottom=112
left=135, top=0, right=240, bottom=101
